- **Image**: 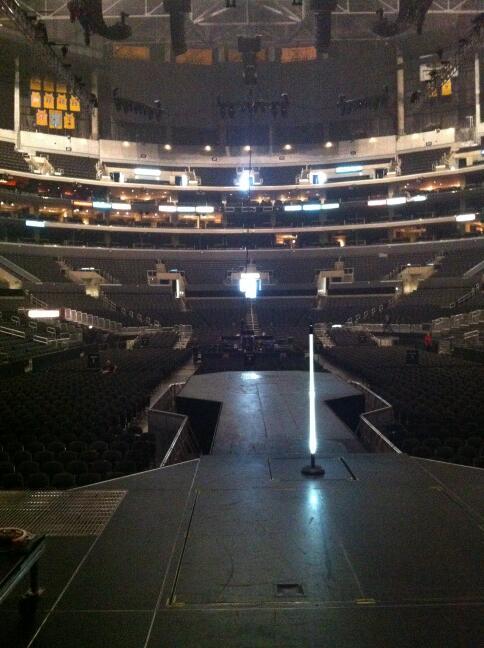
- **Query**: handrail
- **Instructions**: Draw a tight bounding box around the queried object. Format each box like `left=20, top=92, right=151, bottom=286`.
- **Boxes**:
left=349, top=380, right=401, bottom=454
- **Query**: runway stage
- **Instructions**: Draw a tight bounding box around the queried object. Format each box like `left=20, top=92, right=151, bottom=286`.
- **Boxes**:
left=177, top=370, right=365, bottom=456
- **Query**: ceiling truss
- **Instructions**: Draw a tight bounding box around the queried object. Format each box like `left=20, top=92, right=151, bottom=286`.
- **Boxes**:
left=12, top=0, right=484, bottom=47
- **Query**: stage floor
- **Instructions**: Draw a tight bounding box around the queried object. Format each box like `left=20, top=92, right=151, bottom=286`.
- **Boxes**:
left=0, top=371, right=483, bottom=647
left=178, top=370, right=365, bottom=456
left=1, top=455, right=482, bottom=648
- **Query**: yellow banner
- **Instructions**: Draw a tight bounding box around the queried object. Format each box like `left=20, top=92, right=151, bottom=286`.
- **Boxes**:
left=281, top=47, right=317, bottom=63
left=64, top=112, right=76, bottom=129
left=57, top=94, right=68, bottom=111
left=176, top=49, right=213, bottom=65
left=441, top=79, right=452, bottom=96
left=44, top=93, right=55, bottom=109
left=43, top=79, right=55, bottom=92
left=70, top=96, right=81, bottom=112
left=113, top=45, right=150, bottom=61
left=36, top=109, right=48, bottom=126
left=30, top=77, right=42, bottom=91
left=31, top=91, right=42, bottom=108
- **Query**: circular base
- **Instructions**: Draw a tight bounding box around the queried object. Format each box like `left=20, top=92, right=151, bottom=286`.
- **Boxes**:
left=301, top=464, right=325, bottom=477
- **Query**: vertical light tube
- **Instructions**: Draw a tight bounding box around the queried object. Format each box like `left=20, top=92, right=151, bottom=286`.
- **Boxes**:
left=309, top=326, right=317, bottom=456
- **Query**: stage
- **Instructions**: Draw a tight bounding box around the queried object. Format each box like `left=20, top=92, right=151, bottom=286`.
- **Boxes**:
left=0, top=371, right=482, bottom=647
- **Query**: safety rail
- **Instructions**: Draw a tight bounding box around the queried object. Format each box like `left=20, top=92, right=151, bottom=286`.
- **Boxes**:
left=62, top=307, right=123, bottom=331
left=448, top=282, right=480, bottom=309
left=148, top=383, right=200, bottom=466
left=0, top=325, right=25, bottom=338
left=349, top=380, right=401, bottom=454
left=346, top=300, right=390, bottom=326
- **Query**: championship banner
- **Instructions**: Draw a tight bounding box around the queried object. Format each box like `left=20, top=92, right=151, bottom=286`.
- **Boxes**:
left=70, top=96, right=81, bottom=112
left=36, top=109, right=48, bottom=126
left=57, top=94, right=68, bottom=111
left=281, top=47, right=317, bottom=63
left=44, top=93, right=55, bottom=109
left=30, top=77, right=42, bottom=91
left=64, top=112, right=76, bottom=129
left=43, top=79, right=55, bottom=92
left=114, top=45, right=150, bottom=60
left=49, top=110, right=63, bottom=129
left=30, top=91, right=42, bottom=108
left=176, top=49, right=213, bottom=65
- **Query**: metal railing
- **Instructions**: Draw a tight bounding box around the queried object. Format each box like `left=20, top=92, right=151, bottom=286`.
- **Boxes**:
left=350, top=380, right=401, bottom=454
left=62, top=307, right=122, bottom=331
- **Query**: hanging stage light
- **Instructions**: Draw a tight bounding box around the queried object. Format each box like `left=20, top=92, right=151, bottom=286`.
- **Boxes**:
left=163, top=0, right=191, bottom=56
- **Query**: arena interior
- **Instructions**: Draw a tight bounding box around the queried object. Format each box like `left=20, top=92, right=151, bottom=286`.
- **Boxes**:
left=0, top=2, right=483, bottom=646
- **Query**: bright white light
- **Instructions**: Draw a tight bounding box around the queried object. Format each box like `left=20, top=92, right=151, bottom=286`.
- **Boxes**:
left=237, top=170, right=251, bottom=191
left=239, top=272, right=260, bottom=299
left=335, top=165, right=363, bottom=174
left=312, top=172, right=327, bottom=185
left=195, top=205, right=214, bottom=214
left=164, top=144, right=172, bottom=151
left=325, top=141, right=333, bottom=148
left=158, top=204, right=177, bottom=212
left=303, top=203, right=323, bottom=211
left=284, top=204, right=302, bottom=212
left=283, top=144, right=292, bottom=151
left=110, top=202, right=131, bottom=211
left=455, top=213, right=476, bottom=222
left=92, top=201, right=111, bottom=209
left=133, top=168, right=161, bottom=176
left=386, top=196, right=407, bottom=206
left=367, top=199, right=387, bottom=207
left=28, top=309, right=60, bottom=319
left=331, top=324, right=343, bottom=328
left=25, top=219, right=45, bottom=228
left=243, top=145, right=251, bottom=152
left=308, top=331, right=317, bottom=455
left=410, top=195, right=427, bottom=202
left=204, top=145, right=212, bottom=152
left=177, top=206, right=195, bottom=213
left=322, top=202, right=340, bottom=210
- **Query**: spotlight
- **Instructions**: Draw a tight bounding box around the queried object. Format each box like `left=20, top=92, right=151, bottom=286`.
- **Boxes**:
left=164, top=144, right=172, bottom=151
left=204, top=145, right=212, bottom=151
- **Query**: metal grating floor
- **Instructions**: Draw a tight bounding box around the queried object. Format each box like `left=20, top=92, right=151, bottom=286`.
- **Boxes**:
left=0, top=490, right=126, bottom=536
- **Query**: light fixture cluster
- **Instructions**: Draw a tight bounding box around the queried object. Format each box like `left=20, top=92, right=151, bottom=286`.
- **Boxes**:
left=367, top=195, right=427, bottom=207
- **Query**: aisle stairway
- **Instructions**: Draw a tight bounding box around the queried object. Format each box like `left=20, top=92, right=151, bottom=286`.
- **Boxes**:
left=246, top=301, right=261, bottom=335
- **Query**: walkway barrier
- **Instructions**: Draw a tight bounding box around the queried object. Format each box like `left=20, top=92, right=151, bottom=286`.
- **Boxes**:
left=62, top=307, right=122, bottom=331
left=148, top=383, right=200, bottom=466
left=350, top=381, right=401, bottom=454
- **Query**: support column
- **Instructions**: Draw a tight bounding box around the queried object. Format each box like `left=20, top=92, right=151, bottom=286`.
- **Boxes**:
left=475, top=51, right=481, bottom=138
left=396, top=49, right=405, bottom=137
left=91, top=70, right=99, bottom=140
left=14, top=57, right=20, bottom=145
